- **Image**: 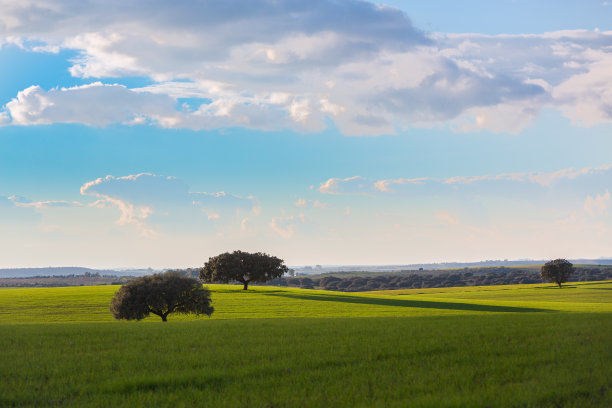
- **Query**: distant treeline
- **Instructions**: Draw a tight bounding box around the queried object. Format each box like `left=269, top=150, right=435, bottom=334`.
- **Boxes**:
left=270, top=266, right=612, bottom=291
left=0, top=274, right=134, bottom=288
left=4, top=265, right=611, bottom=290
left=16, top=272, right=106, bottom=278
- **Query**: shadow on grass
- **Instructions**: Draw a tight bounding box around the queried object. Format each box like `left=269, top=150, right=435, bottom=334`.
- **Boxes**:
left=210, top=287, right=289, bottom=294
left=575, top=281, right=612, bottom=289
left=267, top=292, right=551, bottom=313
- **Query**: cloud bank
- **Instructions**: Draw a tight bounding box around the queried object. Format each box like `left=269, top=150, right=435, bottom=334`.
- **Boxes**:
left=319, top=164, right=612, bottom=199
left=1, top=1, right=611, bottom=134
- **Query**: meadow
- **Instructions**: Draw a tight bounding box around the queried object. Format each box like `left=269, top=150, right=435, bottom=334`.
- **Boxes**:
left=0, top=282, right=611, bottom=407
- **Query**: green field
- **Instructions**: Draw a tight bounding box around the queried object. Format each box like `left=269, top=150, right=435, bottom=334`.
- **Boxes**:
left=1, top=282, right=611, bottom=407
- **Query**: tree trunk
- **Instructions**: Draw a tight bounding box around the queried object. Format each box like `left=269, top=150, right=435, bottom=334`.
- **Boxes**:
left=243, top=281, right=249, bottom=290
left=161, top=314, right=168, bottom=322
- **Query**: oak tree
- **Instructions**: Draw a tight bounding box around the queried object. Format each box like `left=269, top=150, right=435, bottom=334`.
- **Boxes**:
left=110, top=271, right=214, bottom=321
left=200, top=250, right=288, bottom=290
left=540, top=259, right=574, bottom=288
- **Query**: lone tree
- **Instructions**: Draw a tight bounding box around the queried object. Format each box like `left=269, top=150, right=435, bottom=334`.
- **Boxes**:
left=110, top=271, right=214, bottom=322
left=540, top=259, right=574, bottom=288
left=200, top=250, right=288, bottom=290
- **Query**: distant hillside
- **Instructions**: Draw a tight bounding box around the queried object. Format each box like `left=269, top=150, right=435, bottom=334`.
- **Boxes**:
left=3, top=258, right=612, bottom=278
left=292, top=258, right=612, bottom=274
left=0, top=267, right=157, bottom=278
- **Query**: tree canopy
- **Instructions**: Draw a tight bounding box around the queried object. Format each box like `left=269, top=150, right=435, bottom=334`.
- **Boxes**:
left=540, top=259, right=574, bottom=288
left=200, top=250, right=288, bottom=290
left=110, top=271, right=214, bottom=321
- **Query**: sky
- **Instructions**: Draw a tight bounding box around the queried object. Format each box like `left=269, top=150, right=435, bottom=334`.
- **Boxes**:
left=1, top=0, right=612, bottom=269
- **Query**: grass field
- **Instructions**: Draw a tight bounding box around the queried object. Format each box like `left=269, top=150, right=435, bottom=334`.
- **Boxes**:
left=1, top=282, right=611, bottom=407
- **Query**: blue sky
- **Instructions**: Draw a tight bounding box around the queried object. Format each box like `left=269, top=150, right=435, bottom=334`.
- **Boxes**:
left=1, top=0, right=612, bottom=268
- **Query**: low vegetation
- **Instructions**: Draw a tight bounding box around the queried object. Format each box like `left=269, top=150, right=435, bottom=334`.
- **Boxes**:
left=1, top=281, right=610, bottom=324
left=0, top=274, right=133, bottom=288
left=2, top=314, right=611, bottom=407
left=0, top=282, right=611, bottom=406
left=278, top=264, right=612, bottom=291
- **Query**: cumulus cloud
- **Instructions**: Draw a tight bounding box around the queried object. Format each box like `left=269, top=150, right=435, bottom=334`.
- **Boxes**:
left=369, top=57, right=545, bottom=125
left=1, top=1, right=427, bottom=71
left=552, top=50, right=612, bottom=126
left=4, top=83, right=177, bottom=126
left=1, top=82, right=328, bottom=131
left=80, top=173, right=256, bottom=235
left=435, top=31, right=612, bottom=131
left=1, top=1, right=612, bottom=134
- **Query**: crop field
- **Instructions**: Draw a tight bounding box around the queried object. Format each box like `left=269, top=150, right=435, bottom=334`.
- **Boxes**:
left=1, top=282, right=611, bottom=407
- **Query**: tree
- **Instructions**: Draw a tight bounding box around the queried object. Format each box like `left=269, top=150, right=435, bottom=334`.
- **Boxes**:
left=540, top=259, right=574, bottom=288
left=200, top=250, right=288, bottom=290
left=110, top=271, right=214, bottom=322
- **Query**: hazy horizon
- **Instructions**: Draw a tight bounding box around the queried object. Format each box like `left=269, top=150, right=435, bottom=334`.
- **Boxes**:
left=1, top=1, right=611, bottom=268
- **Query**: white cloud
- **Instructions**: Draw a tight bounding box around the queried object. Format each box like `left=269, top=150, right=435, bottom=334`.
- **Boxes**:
left=190, top=191, right=255, bottom=215
left=0, top=195, right=40, bottom=224
left=584, top=190, right=611, bottom=217
left=81, top=173, right=187, bottom=205
left=241, top=217, right=251, bottom=233
left=4, top=83, right=177, bottom=126
left=313, top=200, right=327, bottom=209
left=80, top=173, right=256, bottom=235
left=319, top=176, right=377, bottom=196
left=1, top=82, right=327, bottom=131
left=2, top=1, right=612, bottom=134
left=320, top=98, right=345, bottom=116
left=252, top=205, right=262, bottom=216
left=0, top=110, right=11, bottom=125
left=320, top=163, right=612, bottom=198
left=289, top=99, right=312, bottom=124
left=435, top=210, right=459, bottom=226
left=81, top=175, right=163, bottom=236
left=373, top=178, right=428, bottom=192
left=10, top=197, right=82, bottom=209
left=268, top=211, right=309, bottom=239
left=270, top=215, right=297, bottom=239
left=294, top=198, right=327, bottom=209
left=552, top=51, right=612, bottom=126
